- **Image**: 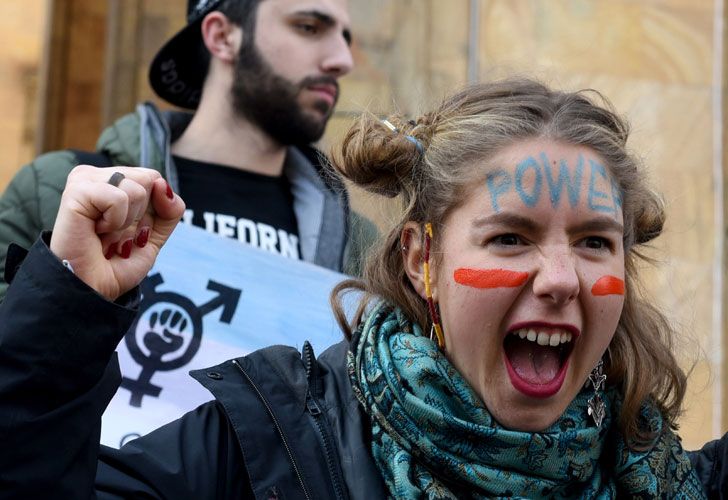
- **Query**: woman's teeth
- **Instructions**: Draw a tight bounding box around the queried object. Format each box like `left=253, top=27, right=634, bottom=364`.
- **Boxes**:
left=513, top=328, right=572, bottom=346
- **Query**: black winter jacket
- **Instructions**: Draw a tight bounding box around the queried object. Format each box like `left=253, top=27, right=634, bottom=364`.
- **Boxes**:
left=0, top=237, right=723, bottom=498
left=0, top=236, right=386, bottom=499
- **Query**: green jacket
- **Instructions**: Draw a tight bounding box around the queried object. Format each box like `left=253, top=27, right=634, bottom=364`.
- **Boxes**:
left=0, top=102, right=377, bottom=301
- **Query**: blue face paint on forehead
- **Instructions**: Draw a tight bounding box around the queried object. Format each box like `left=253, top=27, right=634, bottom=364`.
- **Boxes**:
left=588, top=160, right=615, bottom=214
left=514, top=157, right=543, bottom=207
left=485, top=152, right=623, bottom=216
left=542, top=152, right=583, bottom=208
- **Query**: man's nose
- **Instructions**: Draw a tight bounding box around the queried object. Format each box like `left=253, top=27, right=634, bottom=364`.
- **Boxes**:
left=321, top=34, right=354, bottom=77
left=531, top=249, right=580, bottom=305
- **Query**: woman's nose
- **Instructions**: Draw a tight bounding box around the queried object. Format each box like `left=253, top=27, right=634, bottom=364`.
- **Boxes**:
left=531, top=249, right=580, bottom=305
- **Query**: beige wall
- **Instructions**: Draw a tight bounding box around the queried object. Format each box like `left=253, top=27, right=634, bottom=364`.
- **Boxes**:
left=0, top=0, right=725, bottom=449
left=0, top=0, right=46, bottom=188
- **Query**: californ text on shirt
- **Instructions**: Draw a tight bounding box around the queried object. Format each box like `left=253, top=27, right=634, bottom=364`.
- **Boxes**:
left=182, top=209, right=300, bottom=260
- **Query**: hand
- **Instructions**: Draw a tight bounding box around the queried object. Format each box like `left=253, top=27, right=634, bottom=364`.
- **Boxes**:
left=50, top=165, right=185, bottom=301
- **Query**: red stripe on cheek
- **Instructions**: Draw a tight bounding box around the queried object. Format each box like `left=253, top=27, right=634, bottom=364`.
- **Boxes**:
left=591, top=275, right=625, bottom=296
left=453, top=268, right=529, bottom=288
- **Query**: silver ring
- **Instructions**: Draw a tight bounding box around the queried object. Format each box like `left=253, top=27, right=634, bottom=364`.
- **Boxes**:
left=108, top=172, right=125, bottom=187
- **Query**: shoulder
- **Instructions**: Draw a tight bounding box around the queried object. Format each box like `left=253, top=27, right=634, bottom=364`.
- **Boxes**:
left=688, top=432, right=728, bottom=498
left=4, top=146, right=138, bottom=206
left=16, top=149, right=79, bottom=190
left=191, top=345, right=307, bottom=403
left=349, top=210, right=379, bottom=242
left=195, top=341, right=348, bottom=383
left=0, top=150, right=78, bottom=217
left=191, top=341, right=351, bottom=409
left=344, top=210, right=379, bottom=276
left=96, top=110, right=143, bottom=166
left=296, top=145, right=347, bottom=192
left=96, top=104, right=176, bottom=172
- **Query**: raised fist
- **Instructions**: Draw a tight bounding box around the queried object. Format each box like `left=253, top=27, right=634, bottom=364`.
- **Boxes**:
left=50, top=165, right=185, bottom=300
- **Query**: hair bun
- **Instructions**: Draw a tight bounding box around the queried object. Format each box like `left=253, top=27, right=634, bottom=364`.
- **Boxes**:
left=332, top=113, right=425, bottom=198
left=632, top=190, right=665, bottom=244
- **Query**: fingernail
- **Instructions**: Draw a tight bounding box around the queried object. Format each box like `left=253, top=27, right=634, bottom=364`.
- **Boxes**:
left=105, top=245, right=116, bottom=260
left=135, top=227, right=150, bottom=248
left=165, top=181, right=174, bottom=200
left=121, top=239, right=133, bottom=259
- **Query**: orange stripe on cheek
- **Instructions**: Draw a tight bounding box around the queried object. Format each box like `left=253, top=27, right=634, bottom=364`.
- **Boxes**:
left=591, top=275, right=625, bottom=296
left=453, top=268, right=529, bottom=289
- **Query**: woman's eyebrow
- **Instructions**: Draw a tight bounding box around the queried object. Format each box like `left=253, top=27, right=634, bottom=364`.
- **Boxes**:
left=470, top=212, right=540, bottom=232
left=569, top=216, right=624, bottom=234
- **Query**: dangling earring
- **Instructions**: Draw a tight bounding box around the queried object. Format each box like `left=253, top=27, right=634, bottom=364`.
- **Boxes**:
left=587, top=359, right=607, bottom=427
left=424, top=223, right=445, bottom=349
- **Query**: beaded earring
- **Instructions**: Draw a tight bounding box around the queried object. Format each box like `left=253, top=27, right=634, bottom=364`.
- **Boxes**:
left=424, top=223, right=445, bottom=349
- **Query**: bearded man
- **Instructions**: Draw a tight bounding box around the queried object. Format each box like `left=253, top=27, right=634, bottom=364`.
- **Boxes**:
left=0, top=0, right=376, bottom=302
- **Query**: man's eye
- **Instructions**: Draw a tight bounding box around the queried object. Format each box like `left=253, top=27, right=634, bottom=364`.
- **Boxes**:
left=297, top=23, right=319, bottom=34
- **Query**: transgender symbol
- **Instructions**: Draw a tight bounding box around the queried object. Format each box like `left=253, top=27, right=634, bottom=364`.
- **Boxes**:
left=120, top=273, right=241, bottom=407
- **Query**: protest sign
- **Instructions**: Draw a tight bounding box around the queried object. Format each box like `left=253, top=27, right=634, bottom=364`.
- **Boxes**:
left=101, top=223, right=350, bottom=447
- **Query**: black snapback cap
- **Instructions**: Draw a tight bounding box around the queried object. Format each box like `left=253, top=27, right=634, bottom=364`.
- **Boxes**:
left=149, top=0, right=225, bottom=110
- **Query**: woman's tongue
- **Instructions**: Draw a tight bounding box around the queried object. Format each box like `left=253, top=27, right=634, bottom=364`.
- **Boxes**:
left=507, top=339, right=561, bottom=384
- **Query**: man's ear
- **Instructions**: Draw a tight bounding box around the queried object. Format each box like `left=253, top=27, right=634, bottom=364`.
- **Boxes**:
left=200, top=12, right=241, bottom=64
left=401, top=222, right=435, bottom=300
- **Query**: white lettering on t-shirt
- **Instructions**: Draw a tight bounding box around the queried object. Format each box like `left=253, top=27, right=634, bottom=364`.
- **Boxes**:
left=202, top=212, right=216, bottom=233
left=183, top=210, right=300, bottom=259
left=278, top=229, right=300, bottom=259
left=257, top=223, right=277, bottom=253
left=216, top=214, right=237, bottom=239
left=237, top=218, right=258, bottom=247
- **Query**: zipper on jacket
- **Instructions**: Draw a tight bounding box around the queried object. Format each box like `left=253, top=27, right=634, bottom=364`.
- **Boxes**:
left=232, top=359, right=312, bottom=500
left=303, top=342, right=349, bottom=500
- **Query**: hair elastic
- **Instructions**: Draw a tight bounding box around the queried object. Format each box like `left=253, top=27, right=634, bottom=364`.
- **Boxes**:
left=381, top=118, right=425, bottom=154
left=424, top=223, right=445, bottom=349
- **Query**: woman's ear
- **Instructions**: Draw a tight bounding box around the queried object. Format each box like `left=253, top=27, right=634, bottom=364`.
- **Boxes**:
left=401, top=222, right=430, bottom=300
left=200, top=12, right=241, bottom=64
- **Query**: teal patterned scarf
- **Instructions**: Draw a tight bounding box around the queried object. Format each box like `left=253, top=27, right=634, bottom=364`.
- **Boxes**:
left=347, top=303, right=705, bottom=499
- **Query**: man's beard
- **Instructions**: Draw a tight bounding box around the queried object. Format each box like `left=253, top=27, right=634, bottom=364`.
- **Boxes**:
left=231, top=43, right=338, bottom=146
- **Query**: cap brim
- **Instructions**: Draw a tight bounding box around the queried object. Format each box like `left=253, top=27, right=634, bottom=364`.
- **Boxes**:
left=149, top=19, right=207, bottom=110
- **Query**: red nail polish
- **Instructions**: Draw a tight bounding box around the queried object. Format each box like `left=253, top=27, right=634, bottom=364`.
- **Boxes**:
left=105, top=245, right=116, bottom=260
left=165, top=181, right=174, bottom=200
left=121, top=239, right=133, bottom=259
left=135, top=227, right=150, bottom=248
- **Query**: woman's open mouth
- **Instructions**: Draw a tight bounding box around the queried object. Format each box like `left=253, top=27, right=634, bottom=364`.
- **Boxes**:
left=503, top=325, right=577, bottom=398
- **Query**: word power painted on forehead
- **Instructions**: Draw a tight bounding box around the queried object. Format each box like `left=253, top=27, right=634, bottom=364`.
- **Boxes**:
left=591, top=275, right=625, bottom=296
left=454, top=268, right=529, bottom=289
left=485, top=153, right=623, bottom=215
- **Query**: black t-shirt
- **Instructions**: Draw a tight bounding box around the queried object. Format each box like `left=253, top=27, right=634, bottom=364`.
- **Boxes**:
left=174, top=155, right=301, bottom=260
